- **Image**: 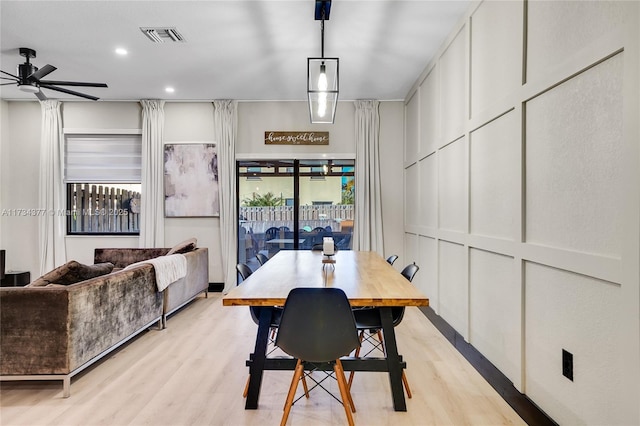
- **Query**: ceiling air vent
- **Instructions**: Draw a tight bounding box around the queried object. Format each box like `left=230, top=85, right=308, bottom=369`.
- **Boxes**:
left=140, top=27, right=186, bottom=43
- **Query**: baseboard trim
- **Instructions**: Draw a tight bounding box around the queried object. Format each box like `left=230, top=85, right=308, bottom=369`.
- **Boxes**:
left=419, top=306, right=558, bottom=426
left=208, top=282, right=224, bottom=292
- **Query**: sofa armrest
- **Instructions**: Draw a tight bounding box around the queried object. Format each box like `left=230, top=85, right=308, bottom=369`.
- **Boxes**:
left=163, top=248, right=209, bottom=316
left=94, top=248, right=169, bottom=268
left=1, top=287, right=71, bottom=374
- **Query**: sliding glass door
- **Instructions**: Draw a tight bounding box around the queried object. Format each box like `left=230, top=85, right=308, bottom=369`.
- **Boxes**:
left=297, top=159, right=354, bottom=251
left=237, top=159, right=354, bottom=271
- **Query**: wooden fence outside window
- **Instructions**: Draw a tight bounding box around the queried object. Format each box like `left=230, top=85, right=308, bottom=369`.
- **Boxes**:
left=67, top=183, right=140, bottom=234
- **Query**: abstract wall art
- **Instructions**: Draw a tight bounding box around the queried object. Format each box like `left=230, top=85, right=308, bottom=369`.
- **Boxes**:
left=164, top=143, right=219, bottom=217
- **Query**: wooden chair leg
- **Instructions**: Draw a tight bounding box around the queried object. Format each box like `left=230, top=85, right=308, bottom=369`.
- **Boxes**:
left=243, top=375, right=250, bottom=398
left=347, top=331, right=365, bottom=389
left=281, top=360, right=304, bottom=426
left=336, top=359, right=356, bottom=413
left=402, top=370, right=412, bottom=398
left=348, top=328, right=413, bottom=399
left=334, top=359, right=355, bottom=426
left=301, top=371, right=310, bottom=398
left=377, top=330, right=385, bottom=353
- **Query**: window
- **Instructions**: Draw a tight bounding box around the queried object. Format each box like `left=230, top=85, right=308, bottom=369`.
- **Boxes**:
left=65, top=134, right=141, bottom=235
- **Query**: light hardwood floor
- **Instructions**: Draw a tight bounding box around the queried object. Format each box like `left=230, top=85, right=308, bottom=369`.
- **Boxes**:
left=0, top=293, right=526, bottom=426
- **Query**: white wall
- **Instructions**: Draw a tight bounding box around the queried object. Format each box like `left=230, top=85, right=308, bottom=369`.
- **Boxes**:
left=0, top=99, right=405, bottom=284
left=0, top=101, right=42, bottom=275
left=236, top=101, right=356, bottom=156
left=403, top=1, right=640, bottom=424
left=0, top=100, right=7, bottom=252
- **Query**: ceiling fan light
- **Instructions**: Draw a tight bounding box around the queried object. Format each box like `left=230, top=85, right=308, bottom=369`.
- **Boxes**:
left=18, top=84, right=39, bottom=94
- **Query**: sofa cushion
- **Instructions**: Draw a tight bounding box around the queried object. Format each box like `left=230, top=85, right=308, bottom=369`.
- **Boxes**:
left=166, top=238, right=197, bottom=255
left=28, top=261, right=115, bottom=287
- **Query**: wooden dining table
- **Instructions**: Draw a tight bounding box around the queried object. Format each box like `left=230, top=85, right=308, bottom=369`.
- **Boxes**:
left=222, top=250, right=429, bottom=411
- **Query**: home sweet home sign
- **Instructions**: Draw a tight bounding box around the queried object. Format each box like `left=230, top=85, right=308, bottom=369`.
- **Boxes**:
left=264, top=131, right=329, bottom=145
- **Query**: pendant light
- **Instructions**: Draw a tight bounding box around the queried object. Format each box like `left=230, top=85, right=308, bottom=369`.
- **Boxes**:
left=308, top=0, right=338, bottom=124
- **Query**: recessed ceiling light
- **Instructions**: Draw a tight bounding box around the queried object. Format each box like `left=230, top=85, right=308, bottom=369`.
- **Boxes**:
left=115, top=48, right=128, bottom=56
left=165, top=87, right=175, bottom=93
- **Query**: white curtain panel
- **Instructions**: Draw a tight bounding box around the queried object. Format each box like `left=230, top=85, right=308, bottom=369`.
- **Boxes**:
left=354, top=100, right=384, bottom=255
left=213, top=100, right=238, bottom=292
left=140, top=100, right=165, bottom=248
left=38, top=100, right=66, bottom=274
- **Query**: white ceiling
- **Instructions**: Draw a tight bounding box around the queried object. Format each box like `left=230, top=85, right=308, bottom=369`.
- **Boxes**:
left=0, top=0, right=469, bottom=102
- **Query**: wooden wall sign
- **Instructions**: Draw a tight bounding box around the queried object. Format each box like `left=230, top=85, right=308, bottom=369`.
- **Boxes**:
left=264, top=131, right=329, bottom=145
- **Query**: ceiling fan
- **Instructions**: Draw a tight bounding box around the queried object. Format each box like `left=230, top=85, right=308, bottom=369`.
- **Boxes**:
left=0, top=47, right=107, bottom=101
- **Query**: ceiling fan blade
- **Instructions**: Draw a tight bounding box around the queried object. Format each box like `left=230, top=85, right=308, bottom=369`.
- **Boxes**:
left=1, top=76, right=18, bottom=81
left=1, top=82, right=17, bottom=86
left=39, top=84, right=99, bottom=101
left=1, top=69, right=19, bottom=79
left=29, top=64, right=57, bottom=81
left=35, top=90, right=48, bottom=101
left=38, top=80, right=107, bottom=88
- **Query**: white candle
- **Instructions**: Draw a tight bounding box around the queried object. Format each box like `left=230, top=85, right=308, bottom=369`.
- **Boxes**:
left=323, top=237, right=334, bottom=255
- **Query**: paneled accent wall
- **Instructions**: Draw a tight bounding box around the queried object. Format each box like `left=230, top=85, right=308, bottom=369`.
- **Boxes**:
left=403, top=1, right=639, bottom=425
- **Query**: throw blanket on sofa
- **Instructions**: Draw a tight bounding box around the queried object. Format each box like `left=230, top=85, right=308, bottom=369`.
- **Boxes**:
left=125, top=254, right=187, bottom=292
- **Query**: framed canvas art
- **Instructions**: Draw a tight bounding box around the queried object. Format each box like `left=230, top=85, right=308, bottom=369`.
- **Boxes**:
left=164, top=143, right=219, bottom=217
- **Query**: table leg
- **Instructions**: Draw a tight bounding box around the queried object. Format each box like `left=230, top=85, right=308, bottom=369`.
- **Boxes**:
left=379, top=306, right=407, bottom=411
left=245, top=307, right=273, bottom=409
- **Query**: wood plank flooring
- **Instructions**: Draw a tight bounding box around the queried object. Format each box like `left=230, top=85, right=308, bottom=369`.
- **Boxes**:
left=0, top=293, right=526, bottom=426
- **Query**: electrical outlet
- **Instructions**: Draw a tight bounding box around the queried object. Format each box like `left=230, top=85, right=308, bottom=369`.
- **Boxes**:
left=562, top=349, right=573, bottom=381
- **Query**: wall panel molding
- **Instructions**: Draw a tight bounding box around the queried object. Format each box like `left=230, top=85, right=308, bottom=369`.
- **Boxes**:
left=403, top=1, right=639, bottom=424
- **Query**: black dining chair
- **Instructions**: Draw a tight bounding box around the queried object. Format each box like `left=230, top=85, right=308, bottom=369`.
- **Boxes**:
left=264, top=226, right=279, bottom=241
left=236, top=262, right=284, bottom=398
left=255, top=253, right=269, bottom=266
left=236, top=262, right=253, bottom=283
left=386, top=254, right=398, bottom=265
left=276, top=287, right=360, bottom=426
left=400, top=262, right=419, bottom=282
left=311, top=226, right=329, bottom=246
left=347, top=262, right=420, bottom=398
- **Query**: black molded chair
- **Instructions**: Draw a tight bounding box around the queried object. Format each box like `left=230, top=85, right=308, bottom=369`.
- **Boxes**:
left=264, top=226, right=279, bottom=241
left=311, top=226, right=329, bottom=246
left=237, top=263, right=278, bottom=327
left=276, top=288, right=360, bottom=426
left=255, top=253, right=269, bottom=266
left=386, top=254, right=398, bottom=265
left=348, top=262, right=420, bottom=398
left=400, top=262, right=419, bottom=282
left=236, top=262, right=253, bottom=283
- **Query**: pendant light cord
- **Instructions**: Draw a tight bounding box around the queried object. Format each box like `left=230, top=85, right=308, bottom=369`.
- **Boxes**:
left=320, top=15, right=325, bottom=59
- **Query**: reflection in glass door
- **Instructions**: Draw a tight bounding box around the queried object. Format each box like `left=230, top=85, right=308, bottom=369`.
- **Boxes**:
left=237, top=159, right=354, bottom=273
left=298, top=159, right=354, bottom=252
left=237, top=161, right=294, bottom=272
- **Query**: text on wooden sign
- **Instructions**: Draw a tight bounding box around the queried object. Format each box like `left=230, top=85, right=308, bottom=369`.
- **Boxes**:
left=265, top=131, right=329, bottom=145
